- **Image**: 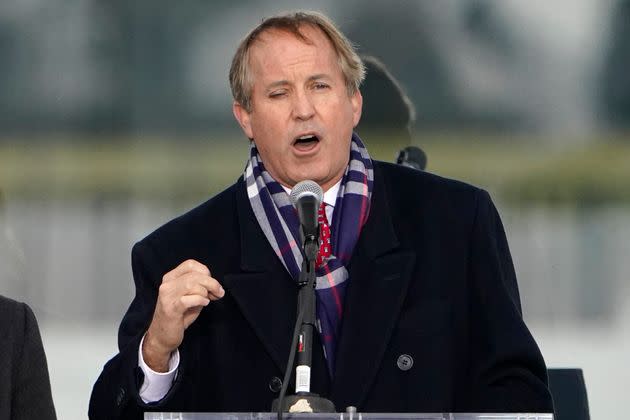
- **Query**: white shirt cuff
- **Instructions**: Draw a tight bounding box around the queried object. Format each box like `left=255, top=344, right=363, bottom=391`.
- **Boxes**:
left=138, top=334, right=180, bottom=403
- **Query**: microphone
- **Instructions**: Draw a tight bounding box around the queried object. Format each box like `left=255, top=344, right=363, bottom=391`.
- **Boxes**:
left=290, top=180, right=323, bottom=262
left=396, top=146, right=427, bottom=171
left=273, top=179, right=335, bottom=415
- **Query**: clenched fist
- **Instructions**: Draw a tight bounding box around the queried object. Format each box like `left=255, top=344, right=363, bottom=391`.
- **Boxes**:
left=142, top=259, right=224, bottom=372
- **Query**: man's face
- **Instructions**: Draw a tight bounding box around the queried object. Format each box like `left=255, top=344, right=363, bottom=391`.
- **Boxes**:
left=233, top=25, right=362, bottom=191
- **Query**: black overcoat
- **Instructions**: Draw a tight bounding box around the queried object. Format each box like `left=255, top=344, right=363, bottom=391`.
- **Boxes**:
left=0, top=295, right=57, bottom=420
left=89, top=161, right=553, bottom=418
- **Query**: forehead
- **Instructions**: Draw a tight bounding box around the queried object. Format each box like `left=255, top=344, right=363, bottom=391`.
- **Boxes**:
left=247, top=25, right=340, bottom=78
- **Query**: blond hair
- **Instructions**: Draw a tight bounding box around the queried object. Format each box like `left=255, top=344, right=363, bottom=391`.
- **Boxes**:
left=229, top=11, right=365, bottom=112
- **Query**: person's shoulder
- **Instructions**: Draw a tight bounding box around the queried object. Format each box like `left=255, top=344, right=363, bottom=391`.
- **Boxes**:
left=374, top=160, right=484, bottom=204
left=0, top=295, right=35, bottom=335
left=373, top=160, right=494, bottom=238
left=138, top=180, right=240, bottom=248
left=0, top=294, right=25, bottom=317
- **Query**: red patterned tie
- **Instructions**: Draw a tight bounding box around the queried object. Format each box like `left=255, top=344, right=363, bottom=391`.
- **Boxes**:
left=316, top=202, right=331, bottom=267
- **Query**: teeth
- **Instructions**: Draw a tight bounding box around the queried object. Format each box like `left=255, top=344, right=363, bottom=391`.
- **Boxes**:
left=297, top=134, right=315, bottom=140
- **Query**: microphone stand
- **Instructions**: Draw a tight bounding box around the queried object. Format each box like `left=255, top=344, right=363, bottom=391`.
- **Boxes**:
left=272, top=231, right=335, bottom=416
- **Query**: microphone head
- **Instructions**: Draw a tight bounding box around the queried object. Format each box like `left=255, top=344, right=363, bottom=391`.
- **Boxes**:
left=289, top=180, right=323, bottom=207
left=396, top=146, right=427, bottom=171
left=290, top=181, right=323, bottom=246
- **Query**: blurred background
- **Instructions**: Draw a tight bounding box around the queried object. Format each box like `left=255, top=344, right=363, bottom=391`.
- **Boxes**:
left=1, top=0, right=629, bottom=418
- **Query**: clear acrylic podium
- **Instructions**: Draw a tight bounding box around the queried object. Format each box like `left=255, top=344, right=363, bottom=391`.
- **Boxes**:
left=144, top=413, right=553, bottom=420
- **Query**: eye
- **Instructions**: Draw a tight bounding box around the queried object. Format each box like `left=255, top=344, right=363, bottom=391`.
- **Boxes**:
left=313, top=82, right=330, bottom=90
left=269, top=90, right=287, bottom=98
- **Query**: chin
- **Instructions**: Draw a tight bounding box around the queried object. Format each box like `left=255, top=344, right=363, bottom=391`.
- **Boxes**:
left=291, top=168, right=325, bottom=183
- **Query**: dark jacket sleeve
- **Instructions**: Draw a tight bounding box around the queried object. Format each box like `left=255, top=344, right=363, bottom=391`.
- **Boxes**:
left=11, top=302, right=57, bottom=420
left=462, top=189, right=553, bottom=412
left=88, top=240, right=189, bottom=419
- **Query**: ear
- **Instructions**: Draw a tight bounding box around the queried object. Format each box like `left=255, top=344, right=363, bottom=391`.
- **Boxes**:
left=232, top=101, right=254, bottom=139
left=351, top=89, right=363, bottom=128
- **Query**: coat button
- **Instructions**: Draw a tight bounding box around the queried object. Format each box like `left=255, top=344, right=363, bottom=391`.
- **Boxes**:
left=269, top=376, right=283, bottom=393
left=397, top=354, right=414, bottom=371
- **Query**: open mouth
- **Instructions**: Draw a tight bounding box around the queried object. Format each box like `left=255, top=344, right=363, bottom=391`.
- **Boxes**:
left=293, top=134, right=320, bottom=151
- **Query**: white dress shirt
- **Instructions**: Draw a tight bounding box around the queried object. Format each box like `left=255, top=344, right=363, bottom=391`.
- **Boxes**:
left=138, top=180, right=341, bottom=402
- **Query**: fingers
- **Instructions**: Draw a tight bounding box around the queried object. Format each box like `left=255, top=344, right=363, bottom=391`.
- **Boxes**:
left=179, top=294, right=210, bottom=310
left=183, top=305, right=204, bottom=330
left=161, top=259, right=225, bottom=298
left=163, top=259, right=211, bottom=283
left=198, top=276, right=225, bottom=300
left=161, top=271, right=225, bottom=300
left=147, top=259, right=223, bottom=357
left=149, top=258, right=223, bottom=354
left=173, top=280, right=210, bottom=301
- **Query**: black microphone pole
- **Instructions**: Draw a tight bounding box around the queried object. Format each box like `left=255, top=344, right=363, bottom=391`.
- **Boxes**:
left=272, top=181, right=335, bottom=416
left=295, top=225, right=318, bottom=390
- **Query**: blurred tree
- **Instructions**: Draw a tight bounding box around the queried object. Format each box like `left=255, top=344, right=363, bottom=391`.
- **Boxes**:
left=600, top=0, right=630, bottom=130
left=345, top=3, right=462, bottom=129
left=464, top=0, right=516, bottom=59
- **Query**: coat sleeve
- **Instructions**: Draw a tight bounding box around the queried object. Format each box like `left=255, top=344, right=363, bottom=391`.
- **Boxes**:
left=462, top=189, right=554, bottom=413
left=12, top=302, right=57, bottom=420
left=88, top=240, right=189, bottom=419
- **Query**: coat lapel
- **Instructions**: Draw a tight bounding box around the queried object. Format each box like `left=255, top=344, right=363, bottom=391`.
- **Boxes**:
left=220, top=165, right=417, bottom=407
left=331, top=164, right=416, bottom=409
left=221, top=179, right=298, bottom=373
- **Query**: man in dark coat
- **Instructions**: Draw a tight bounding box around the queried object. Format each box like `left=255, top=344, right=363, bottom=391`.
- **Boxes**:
left=0, top=295, right=57, bottom=420
left=89, top=11, right=553, bottom=418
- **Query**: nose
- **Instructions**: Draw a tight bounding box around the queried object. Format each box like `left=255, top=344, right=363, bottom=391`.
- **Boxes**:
left=292, top=90, right=315, bottom=121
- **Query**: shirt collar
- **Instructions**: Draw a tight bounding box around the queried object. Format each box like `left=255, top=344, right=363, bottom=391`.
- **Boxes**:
left=282, top=178, right=341, bottom=208
left=322, top=180, right=341, bottom=207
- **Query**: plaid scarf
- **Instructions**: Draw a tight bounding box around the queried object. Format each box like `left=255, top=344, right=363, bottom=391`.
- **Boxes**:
left=244, top=132, right=373, bottom=376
